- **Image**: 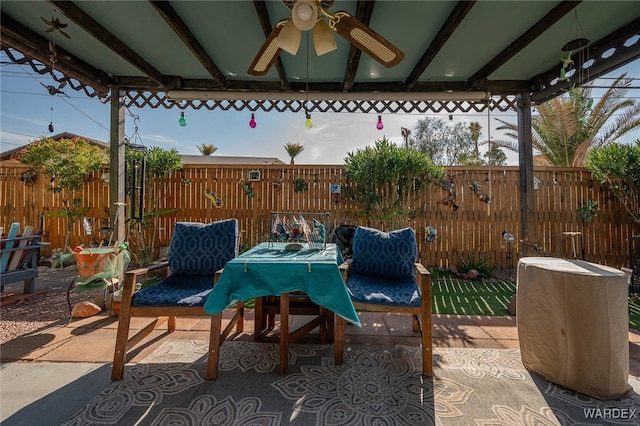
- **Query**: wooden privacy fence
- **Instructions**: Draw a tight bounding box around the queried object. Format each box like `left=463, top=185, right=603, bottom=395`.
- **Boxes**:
left=1, top=163, right=638, bottom=270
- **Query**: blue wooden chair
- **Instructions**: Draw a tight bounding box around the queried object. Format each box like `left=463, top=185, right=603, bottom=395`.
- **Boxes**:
left=112, top=219, right=243, bottom=380
left=334, top=226, right=433, bottom=376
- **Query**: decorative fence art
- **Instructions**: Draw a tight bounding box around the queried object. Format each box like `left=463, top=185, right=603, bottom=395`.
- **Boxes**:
left=1, top=163, right=637, bottom=270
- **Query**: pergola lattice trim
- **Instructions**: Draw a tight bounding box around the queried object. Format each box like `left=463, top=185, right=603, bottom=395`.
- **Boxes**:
left=4, top=47, right=517, bottom=114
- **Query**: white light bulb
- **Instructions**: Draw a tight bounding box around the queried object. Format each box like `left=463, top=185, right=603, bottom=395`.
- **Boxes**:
left=297, top=3, right=313, bottom=21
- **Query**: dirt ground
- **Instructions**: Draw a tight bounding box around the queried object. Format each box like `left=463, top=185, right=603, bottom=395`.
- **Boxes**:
left=0, top=265, right=105, bottom=345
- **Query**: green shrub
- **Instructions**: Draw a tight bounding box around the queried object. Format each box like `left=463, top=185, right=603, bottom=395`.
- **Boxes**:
left=459, top=250, right=493, bottom=278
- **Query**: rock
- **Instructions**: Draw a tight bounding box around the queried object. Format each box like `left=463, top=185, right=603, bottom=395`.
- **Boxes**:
left=72, top=301, right=101, bottom=318
left=468, top=269, right=479, bottom=279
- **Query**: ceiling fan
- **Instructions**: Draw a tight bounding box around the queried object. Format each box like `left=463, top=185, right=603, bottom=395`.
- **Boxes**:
left=248, top=0, right=404, bottom=76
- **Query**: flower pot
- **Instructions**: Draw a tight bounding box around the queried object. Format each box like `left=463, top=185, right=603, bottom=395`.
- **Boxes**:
left=73, top=247, right=117, bottom=279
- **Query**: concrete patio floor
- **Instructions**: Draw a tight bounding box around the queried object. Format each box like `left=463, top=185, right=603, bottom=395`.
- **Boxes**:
left=2, top=308, right=640, bottom=424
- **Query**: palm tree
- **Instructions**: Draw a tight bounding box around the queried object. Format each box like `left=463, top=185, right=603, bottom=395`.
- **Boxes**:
left=494, top=74, right=640, bottom=166
left=467, top=121, right=483, bottom=165
left=284, top=142, right=304, bottom=165
left=196, top=144, right=217, bottom=156
left=400, top=127, right=411, bottom=149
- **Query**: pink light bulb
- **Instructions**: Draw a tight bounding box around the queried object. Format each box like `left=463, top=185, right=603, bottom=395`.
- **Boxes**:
left=376, top=115, right=384, bottom=130
left=249, top=113, right=257, bottom=128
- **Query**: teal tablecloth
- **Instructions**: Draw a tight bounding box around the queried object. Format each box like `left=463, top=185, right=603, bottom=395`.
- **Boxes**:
left=204, top=242, right=361, bottom=326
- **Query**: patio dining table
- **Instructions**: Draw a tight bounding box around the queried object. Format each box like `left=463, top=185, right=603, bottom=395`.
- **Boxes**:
left=204, top=242, right=361, bottom=373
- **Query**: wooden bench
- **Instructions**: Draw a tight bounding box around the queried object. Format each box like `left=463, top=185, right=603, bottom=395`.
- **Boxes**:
left=0, top=231, right=45, bottom=294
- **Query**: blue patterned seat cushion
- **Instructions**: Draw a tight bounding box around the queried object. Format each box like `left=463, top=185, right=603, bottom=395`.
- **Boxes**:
left=133, top=274, right=213, bottom=307
left=168, top=219, right=238, bottom=276
left=350, top=227, right=417, bottom=278
left=346, top=273, right=421, bottom=307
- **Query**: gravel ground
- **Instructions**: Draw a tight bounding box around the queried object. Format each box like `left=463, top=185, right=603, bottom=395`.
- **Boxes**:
left=0, top=265, right=105, bottom=345
left=1, top=266, right=516, bottom=345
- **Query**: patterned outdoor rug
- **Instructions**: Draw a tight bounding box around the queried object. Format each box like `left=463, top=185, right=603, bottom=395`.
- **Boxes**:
left=62, top=341, right=640, bottom=426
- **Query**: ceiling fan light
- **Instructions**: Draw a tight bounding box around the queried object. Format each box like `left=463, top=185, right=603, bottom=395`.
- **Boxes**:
left=313, top=19, right=337, bottom=56
left=292, top=0, right=318, bottom=31
left=277, top=20, right=302, bottom=55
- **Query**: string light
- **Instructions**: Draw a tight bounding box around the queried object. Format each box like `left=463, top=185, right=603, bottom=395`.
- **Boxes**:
left=303, top=30, right=313, bottom=129
left=376, top=115, right=384, bottom=130
left=249, top=113, right=257, bottom=128
left=178, top=111, right=187, bottom=127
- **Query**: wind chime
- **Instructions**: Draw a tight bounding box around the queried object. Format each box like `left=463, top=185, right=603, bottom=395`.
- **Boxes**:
left=41, top=15, right=71, bottom=134
left=560, top=10, right=591, bottom=91
left=125, top=114, right=147, bottom=222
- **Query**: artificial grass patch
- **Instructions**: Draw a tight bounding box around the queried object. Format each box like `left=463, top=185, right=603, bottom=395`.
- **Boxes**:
left=431, top=279, right=640, bottom=332
left=431, top=278, right=516, bottom=316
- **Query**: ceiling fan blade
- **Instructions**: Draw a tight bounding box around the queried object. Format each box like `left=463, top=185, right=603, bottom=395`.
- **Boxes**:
left=313, top=19, right=337, bottom=56
left=248, top=23, right=285, bottom=76
left=329, top=11, right=404, bottom=68
left=277, top=20, right=302, bottom=55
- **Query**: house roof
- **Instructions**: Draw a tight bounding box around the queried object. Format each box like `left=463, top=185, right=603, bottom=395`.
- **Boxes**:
left=0, top=132, right=286, bottom=165
left=0, top=132, right=108, bottom=161
left=181, top=155, right=286, bottom=165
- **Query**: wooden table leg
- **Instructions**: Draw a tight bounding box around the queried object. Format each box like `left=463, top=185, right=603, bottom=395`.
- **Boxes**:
left=327, top=310, right=335, bottom=343
left=279, top=292, right=289, bottom=375
left=334, top=315, right=346, bottom=365
left=254, top=296, right=263, bottom=341
left=319, top=307, right=327, bottom=344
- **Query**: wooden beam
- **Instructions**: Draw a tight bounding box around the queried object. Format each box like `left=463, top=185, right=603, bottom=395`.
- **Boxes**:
left=517, top=91, right=536, bottom=257
left=403, top=1, right=476, bottom=92
left=109, top=88, right=127, bottom=249
left=253, top=0, right=289, bottom=90
left=532, top=16, right=640, bottom=103
left=149, top=0, right=227, bottom=88
left=48, top=0, right=167, bottom=86
left=467, top=1, right=580, bottom=89
left=342, top=0, right=375, bottom=92
left=0, top=13, right=109, bottom=94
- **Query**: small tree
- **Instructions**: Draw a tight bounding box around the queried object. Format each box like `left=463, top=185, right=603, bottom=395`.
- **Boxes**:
left=196, top=143, right=217, bottom=156
left=410, top=116, right=475, bottom=166
left=587, top=140, right=640, bottom=225
left=14, top=136, right=106, bottom=251
left=284, top=142, right=304, bottom=165
left=458, top=121, right=484, bottom=165
left=484, top=143, right=507, bottom=166
left=343, top=137, right=445, bottom=230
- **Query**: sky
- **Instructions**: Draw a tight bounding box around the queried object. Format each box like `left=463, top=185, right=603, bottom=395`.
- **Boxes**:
left=1, top=53, right=639, bottom=165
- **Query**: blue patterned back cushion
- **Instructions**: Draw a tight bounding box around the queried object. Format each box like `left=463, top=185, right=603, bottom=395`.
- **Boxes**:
left=350, top=226, right=417, bottom=278
left=168, top=219, right=238, bottom=276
